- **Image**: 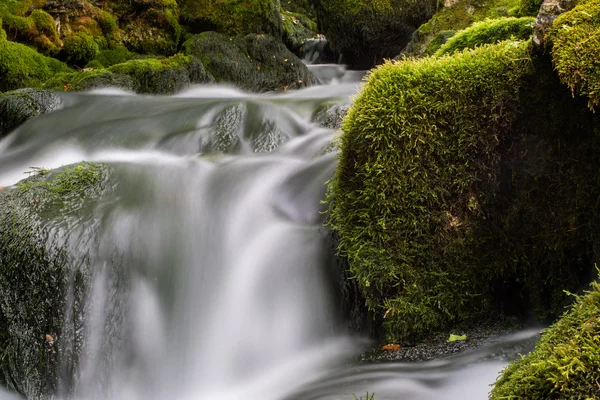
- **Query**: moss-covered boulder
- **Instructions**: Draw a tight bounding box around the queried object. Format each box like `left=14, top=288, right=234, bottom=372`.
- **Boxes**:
left=60, top=32, right=100, bottom=67
left=547, top=0, right=600, bottom=109
left=327, top=39, right=600, bottom=342
left=311, top=0, right=439, bottom=69
left=110, top=0, right=182, bottom=55
left=178, top=0, right=282, bottom=37
left=0, top=18, right=72, bottom=91
left=95, top=46, right=135, bottom=68
left=0, top=163, right=110, bottom=398
left=0, top=89, right=62, bottom=138
left=435, top=17, right=534, bottom=56
left=44, top=54, right=211, bottom=94
left=400, top=0, right=531, bottom=58
left=491, top=277, right=600, bottom=399
left=183, top=31, right=315, bottom=92
left=281, top=9, right=318, bottom=55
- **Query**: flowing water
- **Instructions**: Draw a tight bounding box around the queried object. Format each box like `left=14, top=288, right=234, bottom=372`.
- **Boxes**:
left=0, top=67, right=538, bottom=400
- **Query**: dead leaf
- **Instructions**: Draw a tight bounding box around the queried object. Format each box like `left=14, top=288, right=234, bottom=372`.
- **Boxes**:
left=381, top=344, right=401, bottom=351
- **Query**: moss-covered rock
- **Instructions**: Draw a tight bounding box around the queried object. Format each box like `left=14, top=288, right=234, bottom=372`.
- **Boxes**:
left=178, top=0, right=282, bottom=37
left=112, top=0, right=182, bottom=56
left=435, top=17, right=534, bottom=56
left=61, top=32, right=100, bottom=67
left=326, top=40, right=600, bottom=342
left=400, top=0, right=525, bottom=58
left=547, top=0, right=600, bottom=110
left=0, top=89, right=62, bottom=138
left=45, top=54, right=211, bottom=94
left=281, top=10, right=318, bottom=54
left=183, top=31, right=315, bottom=92
left=95, top=45, right=135, bottom=68
left=520, top=0, right=544, bottom=16
left=491, top=276, right=600, bottom=399
left=0, top=163, right=110, bottom=398
left=312, top=0, right=439, bottom=69
left=0, top=9, right=61, bottom=55
left=0, top=18, right=72, bottom=91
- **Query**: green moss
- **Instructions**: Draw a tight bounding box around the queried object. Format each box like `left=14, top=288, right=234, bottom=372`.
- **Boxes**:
left=491, top=276, right=600, bottom=399
left=182, top=32, right=314, bottom=92
left=402, top=0, right=524, bottom=58
left=327, top=40, right=600, bottom=342
left=0, top=9, right=61, bottom=54
left=178, top=0, right=282, bottom=37
left=96, top=46, right=135, bottom=67
left=45, top=54, right=211, bottom=94
left=17, top=163, right=104, bottom=201
left=44, top=69, right=134, bottom=92
left=422, top=30, right=456, bottom=56
left=519, top=0, right=543, bottom=16
left=111, top=0, right=182, bottom=56
left=548, top=0, right=600, bottom=110
left=435, top=17, right=534, bottom=56
left=0, top=19, right=72, bottom=91
left=97, top=10, right=118, bottom=39
left=61, top=32, right=100, bottom=67
left=314, top=0, right=439, bottom=68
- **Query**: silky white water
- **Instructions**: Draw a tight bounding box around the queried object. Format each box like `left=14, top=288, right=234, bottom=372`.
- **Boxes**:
left=0, top=69, right=537, bottom=400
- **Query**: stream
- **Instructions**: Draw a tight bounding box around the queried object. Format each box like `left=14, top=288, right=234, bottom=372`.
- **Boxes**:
left=0, top=62, right=538, bottom=399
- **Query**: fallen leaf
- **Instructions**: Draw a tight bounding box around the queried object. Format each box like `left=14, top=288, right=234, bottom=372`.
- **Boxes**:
left=447, top=334, right=467, bottom=342
left=381, top=344, right=401, bottom=351
left=257, top=65, right=261, bottom=71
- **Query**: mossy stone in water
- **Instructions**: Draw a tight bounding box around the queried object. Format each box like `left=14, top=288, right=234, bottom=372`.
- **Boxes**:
left=0, top=89, right=62, bottom=138
left=491, top=277, right=600, bottom=399
left=0, top=163, right=109, bottom=398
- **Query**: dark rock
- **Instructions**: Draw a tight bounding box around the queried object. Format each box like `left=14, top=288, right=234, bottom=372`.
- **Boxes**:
left=183, top=32, right=315, bottom=92
left=0, top=89, right=62, bottom=138
left=310, top=0, right=439, bottom=69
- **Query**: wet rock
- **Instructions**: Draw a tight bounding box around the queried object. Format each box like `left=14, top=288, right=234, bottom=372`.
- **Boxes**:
left=0, top=89, right=62, bottom=138
left=0, top=163, right=111, bottom=398
left=312, top=104, right=349, bottom=130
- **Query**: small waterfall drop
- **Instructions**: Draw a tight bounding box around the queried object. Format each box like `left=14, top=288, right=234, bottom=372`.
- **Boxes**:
left=0, top=75, right=536, bottom=399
